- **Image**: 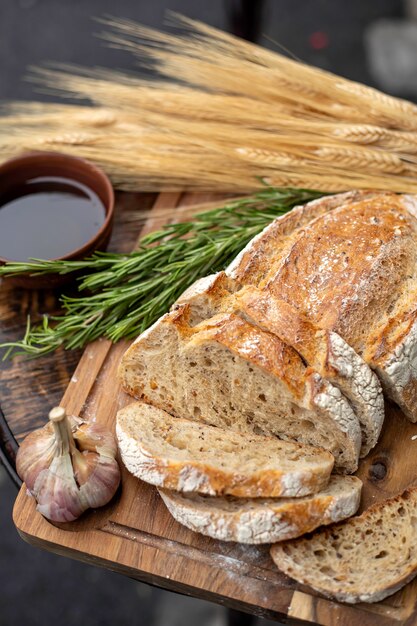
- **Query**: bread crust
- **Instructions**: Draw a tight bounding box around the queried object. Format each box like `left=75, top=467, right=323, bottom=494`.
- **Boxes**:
left=158, top=475, right=362, bottom=544
left=365, top=307, right=417, bottom=421
left=227, top=191, right=377, bottom=286
left=173, top=272, right=234, bottom=325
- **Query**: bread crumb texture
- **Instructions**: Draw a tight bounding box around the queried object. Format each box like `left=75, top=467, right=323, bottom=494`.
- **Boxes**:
left=116, top=401, right=334, bottom=497
left=271, top=487, right=417, bottom=603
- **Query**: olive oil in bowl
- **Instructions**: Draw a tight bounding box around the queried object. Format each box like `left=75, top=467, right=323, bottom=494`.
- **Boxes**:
left=0, top=176, right=106, bottom=262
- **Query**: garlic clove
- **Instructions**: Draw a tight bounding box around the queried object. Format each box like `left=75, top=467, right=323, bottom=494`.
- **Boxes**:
left=79, top=456, right=121, bottom=509
left=73, top=419, right=118, bottom=458
left=35, top=456, right=84, bottom=522
left=16, top=423, right=57, bottom=492
left=71, top=446, right=120, bottom=508
left=71, top=448, right=96, bottom=486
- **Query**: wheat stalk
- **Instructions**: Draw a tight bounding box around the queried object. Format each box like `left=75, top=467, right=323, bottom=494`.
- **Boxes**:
left=2, top=15, right=417, bottom=192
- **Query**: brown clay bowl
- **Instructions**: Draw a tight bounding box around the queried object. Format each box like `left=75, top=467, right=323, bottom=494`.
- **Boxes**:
left=0, top=152, right=114, bottom=289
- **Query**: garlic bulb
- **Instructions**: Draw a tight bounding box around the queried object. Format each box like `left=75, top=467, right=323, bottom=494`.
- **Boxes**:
left=16, top=407, right=120, bottom=522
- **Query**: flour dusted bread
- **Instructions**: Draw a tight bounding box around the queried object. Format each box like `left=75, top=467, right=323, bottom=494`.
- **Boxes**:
left=159, top=475, right=362, bottom=544
left=226, top=190, right=380, bottom=286
left=270, top=487, right=417, bottom=603
left=234, top=191, right=417, bottom=421
left=119, top=306, right=361, bottom=472
left=116, top=401, right=334, bottom=497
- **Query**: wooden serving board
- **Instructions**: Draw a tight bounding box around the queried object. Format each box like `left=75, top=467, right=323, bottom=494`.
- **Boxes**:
left=12, top=193, right=417, bottom=626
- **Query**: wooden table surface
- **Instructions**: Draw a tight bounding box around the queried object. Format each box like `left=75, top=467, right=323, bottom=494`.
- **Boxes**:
left=5, top=191, right=417, bottom=626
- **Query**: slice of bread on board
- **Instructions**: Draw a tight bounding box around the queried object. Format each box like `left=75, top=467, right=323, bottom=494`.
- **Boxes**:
left=116, top=401, right=335, bottom=497
left=158, top=475, right=362, bottom=544
left=270, top=487, right=417, bottom=603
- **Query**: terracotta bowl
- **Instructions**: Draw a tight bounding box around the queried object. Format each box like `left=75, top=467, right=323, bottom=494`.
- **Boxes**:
left=0, top=152, right=114, bottom=289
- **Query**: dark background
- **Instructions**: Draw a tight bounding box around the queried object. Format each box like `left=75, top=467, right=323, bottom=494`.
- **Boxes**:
left=0, top=0, right=409, bottom=104
left=0, top=1, right=412, bottom=625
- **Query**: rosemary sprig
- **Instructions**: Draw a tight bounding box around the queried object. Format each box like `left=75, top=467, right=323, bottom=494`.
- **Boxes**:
left=0, top=187, right=322, bottom=358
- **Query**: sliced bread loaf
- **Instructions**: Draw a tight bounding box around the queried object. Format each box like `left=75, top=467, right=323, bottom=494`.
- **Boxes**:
left=116, top=401, right=335, bottom=497
left=119, top=306, right=361, bottom=472
left=173, top=274, right=384, bottom=457
left=158, top=475, right=362, bottom=544
left=270, top=487, right=417, bottom=603
left=254, top=192, right=417, bottom=421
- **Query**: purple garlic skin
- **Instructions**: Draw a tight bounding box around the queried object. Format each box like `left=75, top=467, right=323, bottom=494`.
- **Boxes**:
left=16, top=422, right=57, bottom=493
left=16, top=408, right=121, bottom=522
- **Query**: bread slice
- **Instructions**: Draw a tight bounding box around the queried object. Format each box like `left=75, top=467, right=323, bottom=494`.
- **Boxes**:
left=116, top=401, right=335, bottom=497
left=364, top=297, right=417, bottom=422
left=174, top=274, right=383, bottom=457
left=234, top=288, right=384, bottom=457
left=270, top=487, right=417, bottom=603
left=158, top=475, right=362, bottom=544
left=119, top=306, right=361, bottom=472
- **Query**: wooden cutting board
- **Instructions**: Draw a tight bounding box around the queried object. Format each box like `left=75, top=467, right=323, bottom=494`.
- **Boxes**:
left=12, top=192, right=417, bottom=626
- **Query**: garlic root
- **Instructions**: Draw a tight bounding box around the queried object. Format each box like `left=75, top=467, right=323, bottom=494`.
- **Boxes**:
left=16, top=407, right=121, bottom=522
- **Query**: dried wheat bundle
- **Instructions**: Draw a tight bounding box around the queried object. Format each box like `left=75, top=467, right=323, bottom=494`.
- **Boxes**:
left=2, top=13, right=417, bottom=192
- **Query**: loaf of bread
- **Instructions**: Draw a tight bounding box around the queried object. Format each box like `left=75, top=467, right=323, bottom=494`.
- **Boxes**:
left=119, top=191, right=417, bottom=468
left=230, top=190, right=417, bottom=422
left=116, top=191, right=417, bottom=602
left=158, top=475, right=362, bottom=544
left=116, top=401, right=335, bottom=497
left=270, top=487, right=417, bottom=603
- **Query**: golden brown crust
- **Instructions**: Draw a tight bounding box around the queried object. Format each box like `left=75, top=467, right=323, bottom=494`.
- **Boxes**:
left=262, top=193, right=417, bottom=351
left=366, top=308, right=417, bottom=362
left=189, top=312, right=307, bottom=398
left=172, top=272, right=235, bottom=324
left=228, top=190, right=377, bottom=286
left=129, top=457, right=330, bottom=498
left=234, top=287, right=326, bottom=366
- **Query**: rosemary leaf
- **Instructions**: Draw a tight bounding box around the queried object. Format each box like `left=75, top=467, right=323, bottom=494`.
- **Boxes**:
left=0, top=187, right=323, bottom=358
